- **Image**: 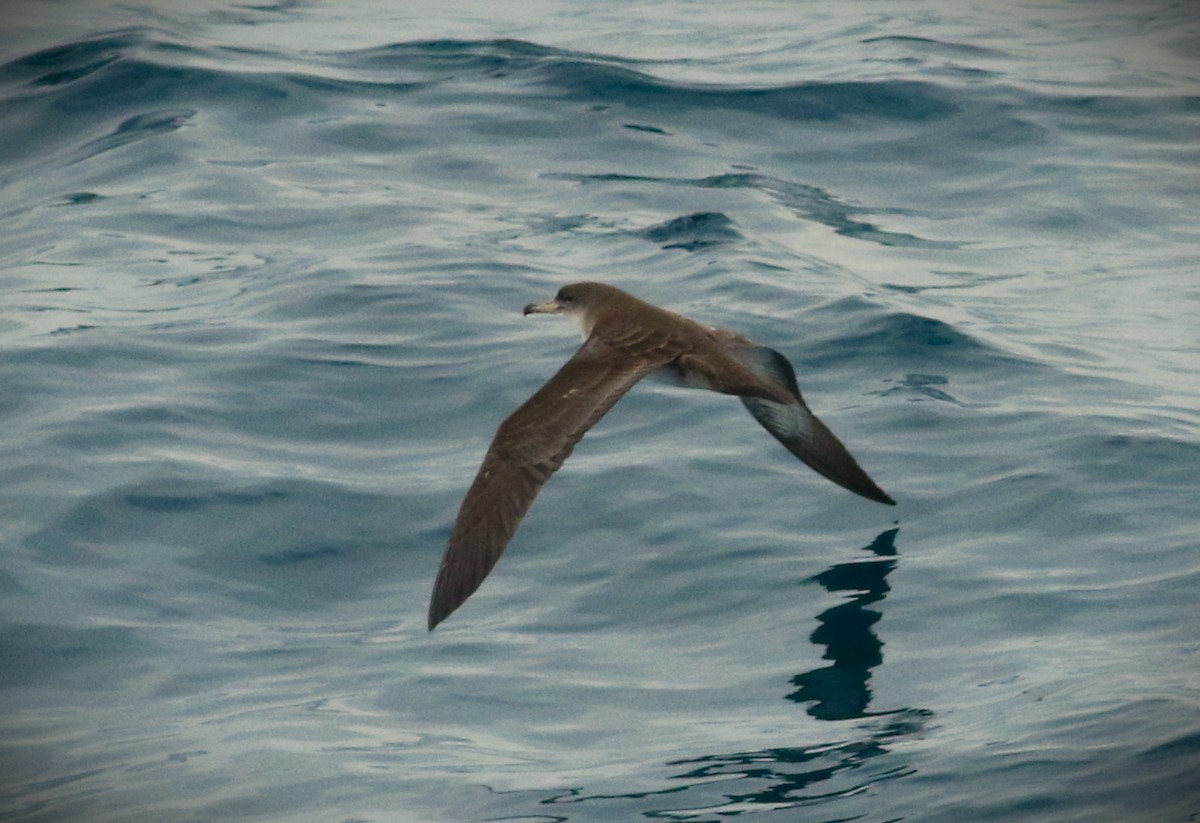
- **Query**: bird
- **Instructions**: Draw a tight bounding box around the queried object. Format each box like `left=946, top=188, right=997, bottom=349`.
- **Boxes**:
left=428, top=282, right=894, bottom=630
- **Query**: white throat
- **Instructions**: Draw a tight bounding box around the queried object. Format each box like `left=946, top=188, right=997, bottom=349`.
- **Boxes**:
left=564, top=306, right=594, bottom=339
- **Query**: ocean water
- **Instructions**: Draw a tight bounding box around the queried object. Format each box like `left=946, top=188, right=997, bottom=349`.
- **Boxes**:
left=1, top=1, right=1198, bottom=821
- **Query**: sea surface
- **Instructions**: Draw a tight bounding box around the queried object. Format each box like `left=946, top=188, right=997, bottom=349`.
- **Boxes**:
left=1, top=1, right=1198, bottom=821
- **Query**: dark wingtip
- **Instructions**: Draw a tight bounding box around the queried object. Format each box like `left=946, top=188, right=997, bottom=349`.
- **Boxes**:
left=850, top=481, right=895, bottom=506
left=852, top=473, right=895, bottom=506
left=427, top=581, right=451, bottom=631
left=427, top=594, right=451, bottom=631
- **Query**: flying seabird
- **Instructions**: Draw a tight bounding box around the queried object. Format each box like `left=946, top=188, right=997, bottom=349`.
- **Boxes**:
left=428, top=282, right=894, bottom=630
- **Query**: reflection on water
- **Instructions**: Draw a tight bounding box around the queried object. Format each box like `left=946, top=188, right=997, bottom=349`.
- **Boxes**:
left=657, top=711, right=926, bottom=819
left=789, top=528, right=899, bottom=721
left=537, top=529, right=931, bottom=820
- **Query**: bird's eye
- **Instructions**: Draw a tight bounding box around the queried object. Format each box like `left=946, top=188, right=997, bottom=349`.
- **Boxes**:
left=557, top=290, right=574, bottom=303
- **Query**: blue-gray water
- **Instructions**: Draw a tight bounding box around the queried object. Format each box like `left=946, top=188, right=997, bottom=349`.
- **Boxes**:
left=2, top=2, right=1198, bottom=821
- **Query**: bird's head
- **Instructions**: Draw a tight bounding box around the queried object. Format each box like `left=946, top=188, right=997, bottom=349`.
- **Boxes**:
left=524, top=282, right=624, bottom=337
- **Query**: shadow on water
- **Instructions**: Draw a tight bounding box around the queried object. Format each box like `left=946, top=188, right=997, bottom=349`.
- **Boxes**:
left=531, top=528, right=932, bottom=820
left=789, top=527, right=899, bottom=721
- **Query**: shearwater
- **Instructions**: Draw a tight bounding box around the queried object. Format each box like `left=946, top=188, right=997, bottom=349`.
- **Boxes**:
left=428, top=282, right=894, bottom=629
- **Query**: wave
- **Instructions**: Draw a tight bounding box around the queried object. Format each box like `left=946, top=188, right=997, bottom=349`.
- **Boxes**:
left=549, top=171, right=952, bottom=248
left=5, top=31, right=1194, bottom=181
left=8, top=31, right=1191, bottom=123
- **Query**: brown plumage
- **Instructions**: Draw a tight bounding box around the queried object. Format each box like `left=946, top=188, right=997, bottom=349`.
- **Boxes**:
left=428, top=282, right=894, bottom=630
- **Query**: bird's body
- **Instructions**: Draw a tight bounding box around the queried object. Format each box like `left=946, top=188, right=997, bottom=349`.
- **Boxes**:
left=428, top=282, right=894, bottom=630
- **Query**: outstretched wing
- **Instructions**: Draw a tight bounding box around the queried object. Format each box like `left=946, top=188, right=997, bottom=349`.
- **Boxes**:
left=428, top=337, right=667, bottom=629
left=734, top=343, right=895, bottom=506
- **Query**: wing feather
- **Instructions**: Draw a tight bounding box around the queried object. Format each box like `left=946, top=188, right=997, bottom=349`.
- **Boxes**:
left=734, top=344, right=895, bottom=506
left=428, top=337, right=666, bottom=629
